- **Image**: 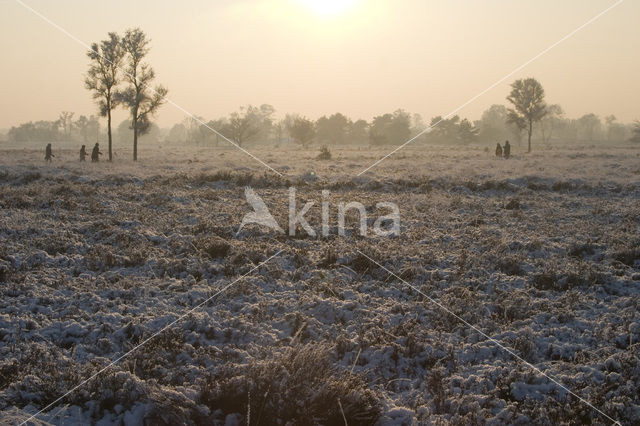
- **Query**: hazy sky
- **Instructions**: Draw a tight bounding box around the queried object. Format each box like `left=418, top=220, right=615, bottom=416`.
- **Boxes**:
left=1, top=0, right=638, bottom=129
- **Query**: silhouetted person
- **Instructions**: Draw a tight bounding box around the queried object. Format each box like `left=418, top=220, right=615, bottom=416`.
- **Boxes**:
left=44, top=143, right=54, bottom=162
left=79, top=145, right=87, bottom=162
left=91, top=143, right=102, bottom=162
left=495, top=143, right=503, bottom=157
left=503, top=140, right=511, bottom=159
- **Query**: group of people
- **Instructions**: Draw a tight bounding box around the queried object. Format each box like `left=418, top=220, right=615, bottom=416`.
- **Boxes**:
left=495, top=140, right=511, bottom=159
left=45, top=143, right=102, bottom=162
left=79, top=143, right=103, bottom=162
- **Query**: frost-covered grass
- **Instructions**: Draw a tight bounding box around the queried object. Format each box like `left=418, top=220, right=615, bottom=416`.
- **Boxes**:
left=0, top=142, right=639, bottom=425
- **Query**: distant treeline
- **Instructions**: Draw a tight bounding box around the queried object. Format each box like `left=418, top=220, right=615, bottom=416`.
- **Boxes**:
left=6, top=112, right=100, bottom=143
left=5, top=104, right=640, bottom=146
left=4, top=29, right=640, bottom=151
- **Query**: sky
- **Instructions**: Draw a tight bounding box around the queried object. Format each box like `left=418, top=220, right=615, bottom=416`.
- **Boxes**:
left=0, top=0, right=638, bottom=130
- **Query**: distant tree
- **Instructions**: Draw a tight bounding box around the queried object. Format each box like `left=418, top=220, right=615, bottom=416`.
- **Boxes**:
left=315, top=115, right=331, bottom=144
left=630, top=121, right=640, bottom=143
left=426, top=115, right=460, bottom=144
left=287, top=116, right=315, bottom=148
left=411, top=113, right=425, bottom=136
left=539, top=104, right=564, bottom=143
left=576, top=113, right=602, bottom=141
left=554, top=118, right=578, bottom=142
left=182, top=117, right=201, bottom=144
left=388, top=110, right=412, bottom=144
left=604, top=115, right=617, bottom=141
left=348, top=119, right=369, bottom=144
left=368, top=130, right=387, bottom=146
left=478, top=104, right=512, bottom=142
left=88, top=115, right=100, bottom=143
left=316, top=113, right=351, bottom=145
left=75, top=115, right=89, bottom=142
left=458, top=118, right=479, bottom=143
left=57, top=111, right=75, bottom=140
left=142, top=122, right=162, bottom=144
left=257, top=104, right=276, bottom=140
left=369, top=113, right=393, bottom=145
left=603, top=115, right=628, bottom=142
left=222, top=106, right=263, bottom=147
left=282, top=114, right=297, bottom=131
left=116, top=119, right=131, bottom=145
left=183, top=116, right=211, bottom=145
left=604, top=115, right=616, bottom=128
left=198, top=119, right=216, bottom=145
left=207, top=118, right=227, bottom=146
left=506, top=78, right=547, bottom=152
left=369, top=110, right=411, bottom=146
left=608, top=123, right=628, bottom=142
left=42, top=120, right=61, bottom=141
left=8, top=120, right=60, bottom=142
left=85, top=32, right=125, bottom=161
left=117, top=119, right=161, bottom=146
left=116, top=28, right=168, bottom=161
left=167, top=123, right=187, bottom=144
left=273, top=119, right=286, bottom=144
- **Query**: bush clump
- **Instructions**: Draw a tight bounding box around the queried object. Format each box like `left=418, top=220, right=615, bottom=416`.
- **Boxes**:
left=317, top=145, right=332, bottom=160
left=532, top=272, right=557, bottom=290
left=194, top=235, right=231, bottom=259
left=612, top=247, right=640, bottom=266
left=504, top=198, right=520, bottom=210
left=496, top=256, right=523, bottom=276
left=200, top=343, right=381, bottom=425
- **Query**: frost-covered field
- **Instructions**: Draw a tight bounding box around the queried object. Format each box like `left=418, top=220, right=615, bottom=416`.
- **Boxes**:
left=0, top=143, right=639, bottom=425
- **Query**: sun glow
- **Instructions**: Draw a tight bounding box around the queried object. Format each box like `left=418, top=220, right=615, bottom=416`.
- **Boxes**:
left=299, top=0, right=359, bottom=16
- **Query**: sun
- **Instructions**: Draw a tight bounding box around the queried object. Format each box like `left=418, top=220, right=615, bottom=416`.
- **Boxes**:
left=299, top=0, right=359, bottom=16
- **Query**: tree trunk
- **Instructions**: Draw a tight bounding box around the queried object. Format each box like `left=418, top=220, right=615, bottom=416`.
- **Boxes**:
left=528, top=120, right=533, bottom=153
left=133, top=116, right=138, bottom=161
left=107, top=108, right=113, bottom=162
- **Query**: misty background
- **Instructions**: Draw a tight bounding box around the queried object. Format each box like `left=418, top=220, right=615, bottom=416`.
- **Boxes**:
left=1, top=0, right=639, bottom=148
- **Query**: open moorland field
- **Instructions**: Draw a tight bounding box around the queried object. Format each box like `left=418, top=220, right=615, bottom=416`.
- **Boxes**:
left=0, top=143, right=639, bottom=425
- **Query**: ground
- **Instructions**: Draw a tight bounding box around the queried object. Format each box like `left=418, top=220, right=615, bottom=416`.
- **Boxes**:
left=0, top=141, right=639, bottom=425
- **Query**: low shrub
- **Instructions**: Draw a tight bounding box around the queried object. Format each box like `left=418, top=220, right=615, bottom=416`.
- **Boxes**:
left=496, top=256, right=523, bottom=276
left=199, top=343, right=381, bottom=425
left=193, top=235, right=231, bottom=259
left=568, top=243, right=595, bottom=258
left=317, top=146, right=332, bottom=160
left=532, top=272, right=557, bottom=290
left=612, top=248, right=640, bottom=266
left=504, top=198, right=520, bottom=210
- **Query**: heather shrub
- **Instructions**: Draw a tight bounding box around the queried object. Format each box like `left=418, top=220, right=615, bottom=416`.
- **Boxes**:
left=317, top=145, right=332, bottom=160
left=199, top=343, right=381, bottom=425
left=193, top=235, right=231, bottom=259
